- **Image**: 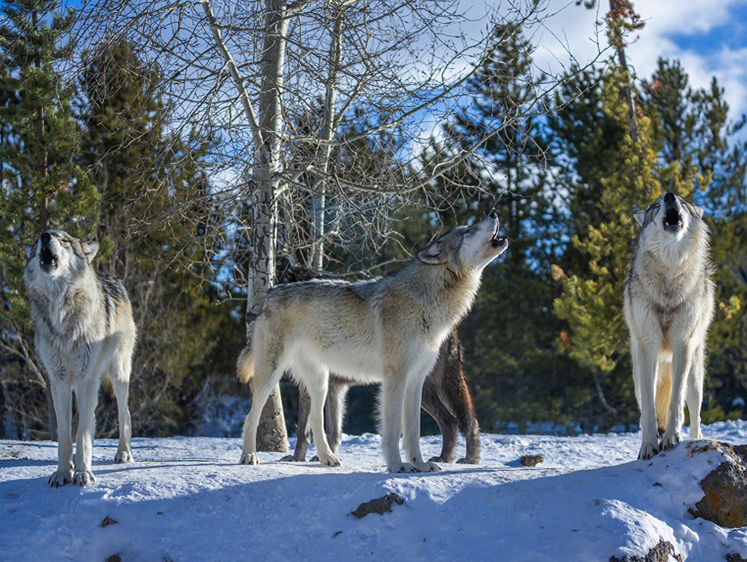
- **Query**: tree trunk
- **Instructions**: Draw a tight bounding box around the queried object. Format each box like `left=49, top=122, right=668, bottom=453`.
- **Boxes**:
left=310, top=4, right=344, bottom=271
left=247, top=0, right=294, bottom=453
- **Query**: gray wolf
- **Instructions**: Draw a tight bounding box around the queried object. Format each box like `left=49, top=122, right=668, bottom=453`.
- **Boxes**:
left=285, top=330, right=480, bottom=465
left=238, top=213, right=506, bottom=472
left=624, top=192, right=714, bottom=460
left=25, top=230, right=136, bottom=486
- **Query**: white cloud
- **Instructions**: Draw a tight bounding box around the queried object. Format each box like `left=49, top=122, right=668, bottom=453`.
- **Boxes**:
left=528, top=0, right=747, bottom=120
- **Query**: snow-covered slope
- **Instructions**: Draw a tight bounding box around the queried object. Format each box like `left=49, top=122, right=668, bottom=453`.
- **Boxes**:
left=2, top=422, right=747, bottom=561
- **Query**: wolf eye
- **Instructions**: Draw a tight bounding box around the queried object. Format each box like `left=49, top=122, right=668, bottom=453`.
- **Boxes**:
left=60, top=239, right=71, bottom=246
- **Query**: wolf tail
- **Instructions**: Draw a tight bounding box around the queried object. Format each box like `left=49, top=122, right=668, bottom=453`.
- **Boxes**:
left=236, top=344, right=255, bottom=384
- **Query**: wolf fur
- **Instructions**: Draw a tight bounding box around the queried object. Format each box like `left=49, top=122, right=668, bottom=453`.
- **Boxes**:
left=237, top=213, right=506, bottom=473
left=285, top=330, right=480, bottom=465
left=25, top=230, right=136, bottom=487
left=624, top=192, right=715, bottom=460
left=274, top=266, right=480, bottom=465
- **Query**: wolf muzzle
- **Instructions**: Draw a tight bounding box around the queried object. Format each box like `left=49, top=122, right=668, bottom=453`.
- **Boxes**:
left=662, top=192, right=683, bottom=234
left=39, top=232, right=60, bottom=271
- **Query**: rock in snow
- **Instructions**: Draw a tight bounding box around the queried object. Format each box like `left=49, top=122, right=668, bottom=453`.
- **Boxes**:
left=691, top=442, right=747, bottom=528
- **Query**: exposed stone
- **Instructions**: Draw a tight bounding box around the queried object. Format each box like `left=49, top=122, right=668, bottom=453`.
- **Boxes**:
left=690, top=443, right=747, bottom=528
left=520, top=455, right=544, bottom=467
left=609, top=539, right=683, bottom=562
left=101, top=516, right=118, bottom=527
left=349, top=492, right=405, bottom=518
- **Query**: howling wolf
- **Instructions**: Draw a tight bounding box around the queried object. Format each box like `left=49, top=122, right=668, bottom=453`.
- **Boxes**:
left=624, top=192, right=715, bottom=460
left=238, top=213, right=506, bottom=472
left=25, top=230, right=136, bottom=486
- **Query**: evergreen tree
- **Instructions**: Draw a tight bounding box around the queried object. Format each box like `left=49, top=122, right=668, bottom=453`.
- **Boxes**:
left=79, top=38, right=237, bottom=436
left=551, top=4, right=664, bottom=430
left=0, top=0, right=98, bottom=437
left=414, top=23, right=578, bottom=433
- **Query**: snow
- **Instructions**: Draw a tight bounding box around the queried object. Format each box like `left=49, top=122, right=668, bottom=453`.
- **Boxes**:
left=2, top=422, right=747, bottom=561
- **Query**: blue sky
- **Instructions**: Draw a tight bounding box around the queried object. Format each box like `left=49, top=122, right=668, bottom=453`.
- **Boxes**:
left=529, top=0, right=747, bottom=122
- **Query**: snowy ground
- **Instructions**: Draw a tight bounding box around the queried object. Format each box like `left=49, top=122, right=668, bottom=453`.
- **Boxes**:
left=2, top=421, right=747, bottom=561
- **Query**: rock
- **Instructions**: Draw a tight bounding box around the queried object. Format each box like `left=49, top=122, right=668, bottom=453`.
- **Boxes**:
left=350, top=493, right=405, bottom=518
left=609, top=539, right=683, bottom=562
left=101, top=516, right=118, bottom=527
left=690, top=443, right=747, bottom=528
left=520, top=455, right=544, bottom=467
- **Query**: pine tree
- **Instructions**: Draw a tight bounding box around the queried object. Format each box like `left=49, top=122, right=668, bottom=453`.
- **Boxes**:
left=78, top=38, right=236, bottom=436
left=551, top=3, right=662, bottom=429
left=0, top=0, right=98, bottom=437
left=412, top=23, right=578, bottom=433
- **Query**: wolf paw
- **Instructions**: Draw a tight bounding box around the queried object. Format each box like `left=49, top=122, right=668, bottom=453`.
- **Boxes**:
left=415, top=461, right=441, bottom=473
left=73, top=470, right=95, bottom=487
left=239, top=452, right=259, bottom=465
left=280, top=454, right=305, bottom=462
left=660, top=433, right=681, bottom=451
left=48, top=468, right=73, bottom=488
left=319, top=453, right=341, bottom=467
left=456, top=457, right=479, bottom=465
left=428, top=455, right=452, bottom=463
left=638, top=441, right=660, bottom=461
left=114, top=451, right=133, bottom=464
left=389, top=462, right=418, bottom=473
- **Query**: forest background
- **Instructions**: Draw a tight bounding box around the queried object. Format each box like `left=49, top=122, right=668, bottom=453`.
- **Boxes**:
left=0, top=0, right=745, bottom=444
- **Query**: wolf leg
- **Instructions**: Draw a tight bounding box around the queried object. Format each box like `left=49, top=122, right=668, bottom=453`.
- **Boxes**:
left=72, top=374, right=101, bottom=486
left=48, top=376, right=74, bottom=488
left=685, top=344, right=705, bottom=440
left=109, top=357, right=133, bottom=463
left=304, top=367, right=340, bottom=467
left=325, top=381, right=348, bottom=456
left=420, top=380, right=458, bottom=463
left=281, top=387, right=311, bottom=462
left=380, top=375, right=412, bottom=473
left=633, top=341, right=659, bottom=460
left=240, top=359, right=282, bottom=465
left=403, top=370, right=440, bottom=472
left=662, top=344, right=693, bottom=451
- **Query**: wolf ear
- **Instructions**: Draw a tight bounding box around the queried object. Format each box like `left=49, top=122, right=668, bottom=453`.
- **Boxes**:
left=693, top=205, right=705, bottom=218
left=416, top=241, right=447, bottom=265
left=633, top=210, right=646, bottom=227
left=25, top=243, right=35, bottom=260
left=81, top=241, right=99, bottom=263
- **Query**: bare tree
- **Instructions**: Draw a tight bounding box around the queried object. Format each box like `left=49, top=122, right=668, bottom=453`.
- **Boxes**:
left=75, top=0, right=581, bottom=448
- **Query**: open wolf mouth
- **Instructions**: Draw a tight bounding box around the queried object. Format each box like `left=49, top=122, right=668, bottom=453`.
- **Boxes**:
left=663, top=207, right=683, bottom=233
left=489, top=218, right=507, bottom=248
left=490, top=233, right=507, bottom=248
left=40, top=247, right=59, bottom=270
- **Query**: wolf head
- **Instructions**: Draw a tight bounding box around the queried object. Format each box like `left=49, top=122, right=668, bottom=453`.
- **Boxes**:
left=415, top=212, right=508, bottom=274
left=633, top=192, right=707, bottom=264
left=25, top=230, right=99, bottom=281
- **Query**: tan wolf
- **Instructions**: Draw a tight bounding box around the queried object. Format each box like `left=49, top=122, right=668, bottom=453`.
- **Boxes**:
left=25, top=230, right=136, bottom=486
left=237, top=213, right=506, bottom=472
left=624, top=192, right=715, bottom=460
left=286, top=331, right=481, bottom=465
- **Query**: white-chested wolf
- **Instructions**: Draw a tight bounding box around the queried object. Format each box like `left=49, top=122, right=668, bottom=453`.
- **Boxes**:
left=24, top=230, right=136, bottom=487
left=274, top=266, right=480, bottom=466
left=237, top=213, right=506, bottom=473
left=624, top=192, right=715, bottom=460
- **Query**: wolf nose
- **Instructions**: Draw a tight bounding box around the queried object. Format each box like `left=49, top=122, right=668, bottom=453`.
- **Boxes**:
left=41, top=232, right=51, bottom=244
left=664, top=192, right=675, bottom=203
